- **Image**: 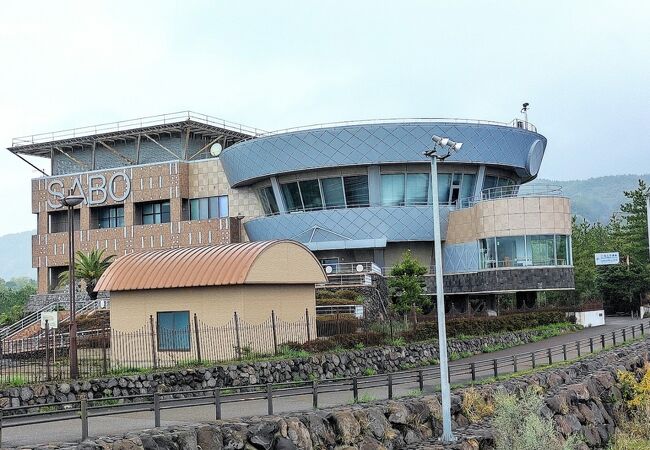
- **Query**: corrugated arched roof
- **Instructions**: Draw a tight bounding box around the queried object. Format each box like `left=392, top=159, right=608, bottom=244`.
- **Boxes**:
left=95, top=240, right=326, bottom=292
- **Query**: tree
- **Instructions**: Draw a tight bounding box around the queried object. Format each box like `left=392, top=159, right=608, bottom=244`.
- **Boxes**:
left=388, top=250, right=430, bottom=316
left=571, top=217, right=610, bottom=301
left=0, top=279, right=36, bottom=326
left=58, top=249, right=115, bottom=300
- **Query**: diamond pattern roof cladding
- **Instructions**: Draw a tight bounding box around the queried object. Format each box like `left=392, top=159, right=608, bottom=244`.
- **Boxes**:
left=221, top=122, right=546, bottom=186
left=244, top=206, right=451, bottom=245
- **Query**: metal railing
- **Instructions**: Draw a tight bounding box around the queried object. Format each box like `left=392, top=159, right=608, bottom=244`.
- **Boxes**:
left=322, top=262, right=382, bottom=275
left=458, top=184, right=564, bottom=208
left=252, top=117, right=537, bottom=139
left=11, top=111, right=267, bottom=147
left=0, top=321, right=645, bottom=446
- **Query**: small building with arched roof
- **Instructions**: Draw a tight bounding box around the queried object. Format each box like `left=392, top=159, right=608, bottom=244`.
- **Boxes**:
left=95, top=240, right=326, bottom=365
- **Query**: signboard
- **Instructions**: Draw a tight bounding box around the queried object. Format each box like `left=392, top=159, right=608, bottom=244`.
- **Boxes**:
left=595, top=252, right=620, bottom=266
left=47, top=171, right=131, bottom=208
left=40, top=311, right=59, bottom=329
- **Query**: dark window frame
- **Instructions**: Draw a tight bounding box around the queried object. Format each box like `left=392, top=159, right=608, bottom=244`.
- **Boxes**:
left=140, top=201, right=171, bottom=225
left=96, top=205, right=125, bottom=229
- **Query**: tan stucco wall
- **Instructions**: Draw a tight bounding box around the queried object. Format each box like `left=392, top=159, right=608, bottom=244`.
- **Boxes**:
left=446, top=197, right=572, bottom=244
left=247, top=241, right=327, bottom=284
left=109, top=284, right=316, bottom=365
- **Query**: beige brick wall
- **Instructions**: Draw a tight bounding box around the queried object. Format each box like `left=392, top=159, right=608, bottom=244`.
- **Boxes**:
left=446, top=196, right=572, bottom=244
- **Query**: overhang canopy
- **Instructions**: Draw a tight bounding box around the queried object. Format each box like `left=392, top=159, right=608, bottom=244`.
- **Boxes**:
left=95, top=240, right=327, bottom=292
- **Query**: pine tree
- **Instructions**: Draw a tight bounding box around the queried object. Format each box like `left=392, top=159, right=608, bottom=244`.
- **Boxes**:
left=388, top=250, right=430, bottom=315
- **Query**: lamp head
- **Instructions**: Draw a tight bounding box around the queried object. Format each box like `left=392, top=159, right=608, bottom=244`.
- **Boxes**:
left=62, top=195, right=84, bottom=207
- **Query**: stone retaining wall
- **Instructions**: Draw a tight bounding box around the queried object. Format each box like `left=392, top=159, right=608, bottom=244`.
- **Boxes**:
left=0, top=327, right=573, bottom=409
left=11, top=338, right=650, bottom=450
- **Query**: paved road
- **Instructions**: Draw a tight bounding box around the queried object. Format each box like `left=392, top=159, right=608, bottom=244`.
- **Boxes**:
left=1, top=317, right=645, bottom=448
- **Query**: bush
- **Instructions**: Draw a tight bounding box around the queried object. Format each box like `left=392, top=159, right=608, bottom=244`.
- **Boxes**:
left=295, top=332, right=388, bottom=353
left=297, top=339, right=337, bottom=353
left=316, top=298, right=362, bottom=306
left=403, top=311, right=568, bottom=341
left=316, top=289, right=360, bottom=301
left=316, top=314, right=360, bottom=336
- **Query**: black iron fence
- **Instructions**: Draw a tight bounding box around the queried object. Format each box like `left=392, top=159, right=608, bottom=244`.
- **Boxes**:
left=0, top=321, right=647, bottom=446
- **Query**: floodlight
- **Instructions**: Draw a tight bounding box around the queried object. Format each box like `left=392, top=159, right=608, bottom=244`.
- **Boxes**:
left=62, top=195, right=84, bottom=207
left=431, top=135, right=443, bottom=144
left=454, top=142, right=463, bottom=151
left=439, top=138, right=449, bottom=147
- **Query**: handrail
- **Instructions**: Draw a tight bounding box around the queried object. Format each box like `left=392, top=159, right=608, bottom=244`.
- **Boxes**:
left=11, top=111, right=267, bottom=148
left=458, top=183, right=564, bottom=208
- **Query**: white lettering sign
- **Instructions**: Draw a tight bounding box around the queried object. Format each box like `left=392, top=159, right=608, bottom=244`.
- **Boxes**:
left=595, top=252, right=620, bottom=266
left=40, top=311, right=58, bottom=329
left=47, top=172, right=131, bottom=208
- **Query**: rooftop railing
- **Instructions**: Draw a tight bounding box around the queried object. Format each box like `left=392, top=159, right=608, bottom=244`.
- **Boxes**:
left=458, top=184, right=564, bottom=208
left=11, top=111, right=267, bottom=148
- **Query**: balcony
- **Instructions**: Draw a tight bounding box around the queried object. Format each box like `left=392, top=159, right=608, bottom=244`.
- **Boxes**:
left=458, top=184, right=563, bottom=208
left=318, top=261, right=382, bottom=287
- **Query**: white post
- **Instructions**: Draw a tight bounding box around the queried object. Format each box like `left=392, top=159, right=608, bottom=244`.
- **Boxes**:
left=429, top=154, right=455, bottom=442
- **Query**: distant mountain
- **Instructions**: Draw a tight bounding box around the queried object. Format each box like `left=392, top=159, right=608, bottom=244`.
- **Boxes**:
left=534, top=174, right=650, bottom=224
left=0, top=230, right=35, bottom=281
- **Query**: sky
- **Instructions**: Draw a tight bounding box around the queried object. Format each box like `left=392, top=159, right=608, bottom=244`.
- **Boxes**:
left=0, top=0, right=648, bottom=235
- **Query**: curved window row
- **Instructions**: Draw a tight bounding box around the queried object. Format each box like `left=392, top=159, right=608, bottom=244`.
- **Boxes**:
left=479, top=234, right=572, bottom=269
left=278, top=175, right=370, bottom=213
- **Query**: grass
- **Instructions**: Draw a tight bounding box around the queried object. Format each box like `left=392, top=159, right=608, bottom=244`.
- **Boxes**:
left=461, top=387, right=495, bottom=423
left=349, top=393, right=377, bottom=404
left=91, top=398, right=120, bottom=406
left=398, top=389, right=423, bottom=398
left=3, top=375, right=27, bottom=387
left=362, top=367, right=377, bottom=376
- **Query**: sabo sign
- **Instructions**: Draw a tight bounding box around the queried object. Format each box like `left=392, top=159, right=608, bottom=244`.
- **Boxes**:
left=47, top=172, right=131, bottom=208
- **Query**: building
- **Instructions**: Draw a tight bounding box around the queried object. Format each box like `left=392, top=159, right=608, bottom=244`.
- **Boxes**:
left=9, top=111, right=574, bottom=313
left=95, top=240, right=326, bottom=364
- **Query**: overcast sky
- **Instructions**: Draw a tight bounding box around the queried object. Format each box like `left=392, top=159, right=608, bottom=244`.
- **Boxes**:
left=0, top=1, right=648, bottom=235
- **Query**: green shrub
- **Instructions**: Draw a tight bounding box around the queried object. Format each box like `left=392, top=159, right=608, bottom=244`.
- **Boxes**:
left=316, top=314, right=360, bottom=336
left=316, top=289, right=360, bottom=301
left=363, top=367, right=376, bottom=376
left=331, top=332, right=386, bottom=348
left=316, top=298, right=363, bottom=306
left=403, top=311, right=568, bottom=340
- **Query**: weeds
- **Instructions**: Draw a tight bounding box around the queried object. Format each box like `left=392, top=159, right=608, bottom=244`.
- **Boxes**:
left=350, top=393, right=377, bottom=404
left=461, top=388, right=494, bottom=423
left=362, top=367, right=376, bottom=376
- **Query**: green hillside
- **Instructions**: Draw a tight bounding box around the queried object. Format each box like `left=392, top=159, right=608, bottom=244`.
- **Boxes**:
left=534, top=174, right=650, bottom=224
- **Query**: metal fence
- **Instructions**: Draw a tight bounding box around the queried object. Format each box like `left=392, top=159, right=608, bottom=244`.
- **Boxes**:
left=0, top=311, right=317, bottom=385
left=0, top=321, right=646, bottom=446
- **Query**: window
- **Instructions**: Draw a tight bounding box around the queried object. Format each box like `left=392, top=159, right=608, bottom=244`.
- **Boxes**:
left=479, top=234, right=571, bottom=269
left=437, top=174, right=452, bottom=204
left=49, top=210, right=80, bottom=233
left=96, top=206, right=124, bottom=229
left=483, top=175, right=516, bottom=199
left=281, top=182, right=303, bottom=212
left=496, top=236, right=527, bottom=267
left=321, top=177, right=345, bottom=209
left=157, top=311, right=191, bottom=351
left=381, top=174, right=405, bottom=206
left=528, top=235, right=556, bottom=266
left=258, top=187, right=279, bottom=215
left=406, top=173, right=429, bottom=206
left=299, top=180, right=323, bottom=210
left=320, top=257, right=340, bottom=274
left=141, top=201, right=170, bottom=224
left=189, top=196, right=228, bottom=220
left=555, top=235, right=569, bottom=265
left=479, top=238, right=497, bottom=269
left=343, top=175, right=369, bottom=207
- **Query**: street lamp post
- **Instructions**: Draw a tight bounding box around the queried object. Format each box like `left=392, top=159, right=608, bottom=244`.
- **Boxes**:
left=424, top=135, right=463, bottom=443
left=61, top=189, right=84, bottom=379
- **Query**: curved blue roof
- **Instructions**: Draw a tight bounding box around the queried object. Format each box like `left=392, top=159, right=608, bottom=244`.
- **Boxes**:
left=221, top=121, right=546, bottom=186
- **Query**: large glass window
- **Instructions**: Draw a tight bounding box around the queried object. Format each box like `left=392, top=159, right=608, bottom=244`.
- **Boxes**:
left=437, top=174, right=452, bottom=204
left=142, top=201, right=170, bottom=224
left=321, top=177, right=345, bottom=209
left=496, top=236, right=527, bottom=267
left=479, top=237, right=497, bottom=269
left=343, top=176, right=369, bottom=207
left=528, top=235, right=555, bottom=266
left=480, top=234, right=571, bottom=269
left=381, top=174, right=405, bottom=206
left=299, top=180, right=323, bottom=210
left=483, top=175, right=516, bottom=199
left=97, top=205, right=124, bottom=229
left=189, top=196, right=228, bottom=220
left=258, top=186, right=279, bottom=215
left=49, top=210, right=80, bottom=233
left=555, top=235, right=569, bottom=265
left=157, top=311, right=190, bottom=351
left=406, top=173, right=429, bottom=205
left=281, top=182, right=303, bottom=212
left=460, top=174, right=476, bottom=200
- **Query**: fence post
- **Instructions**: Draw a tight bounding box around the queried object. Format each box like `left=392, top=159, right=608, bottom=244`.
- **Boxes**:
left=622, top=329, right=627, bottom=342
left=601, top=334, right=606, bottom=349
left=612, top=331, right=616, bottom=346
left=352, top=377, right=358, bottom=403
left=576, top=341, right=581, bottom=358
left=388, top=373, right=393, bottom=399
left=547, top=348, right=552, bottom=365
left=154, top=392, right=161, bottom=427
left=102, top=327, right=109, bottom=375
left=590, top=338, right=594, bottom=353
left=271, top=310, right=278, bottom=356
left=418, top=370, right=424, bottom=391
left=531, top=352, right=536, bottom=369
left=267, top=384, right=273, bottom=415
left=193, top=314, right=202, bottom=364
left=493, top=359, right=498, bottom=378
left=234, top=312, right=242, bottom=360
left=305, top=309, right=311, bottom=342
left=470, top=362, right=476, bottom=381
left=149, top=315, right=158, bottom=370
left=337, top=312, right=342, bottom=336
left=80, top=398, right=88, bottom=441
left=45, top=320, right=51, bottom=381
left=632, top=326, right=636, bottom=339
left=312, top=380, right=319, bottom=409
left=563, top=344, right=567, bottom=361
left=513, top=355, right=518, bottom=373
left=214, top=388, right=222, bottom=420
left=641, top=323, right=645, bottom=335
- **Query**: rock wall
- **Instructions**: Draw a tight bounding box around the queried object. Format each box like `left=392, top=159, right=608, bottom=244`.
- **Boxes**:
left=0, top=327, right=572, bottom=409
left=12, top=338, right=650, bottom=450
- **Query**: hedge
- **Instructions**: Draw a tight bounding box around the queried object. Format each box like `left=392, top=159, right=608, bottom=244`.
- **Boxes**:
left=316, top=314, right=360, bottom=336
left=316, top=298, right=363, bottom=306
left=295, top=332, right=387, bottom=352
left=403, top=310, right=567, bottom=341
left=316, top=289, right=360, bottom=301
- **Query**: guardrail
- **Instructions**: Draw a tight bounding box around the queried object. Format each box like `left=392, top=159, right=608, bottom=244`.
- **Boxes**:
left=11, top=111, right=266, bottom=148
left=0, top=321, right=647, bottom=445
left=458, top=184, right=564, bottom=208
